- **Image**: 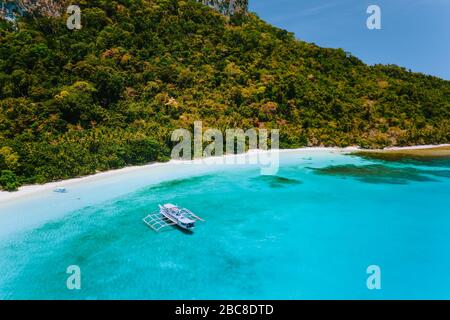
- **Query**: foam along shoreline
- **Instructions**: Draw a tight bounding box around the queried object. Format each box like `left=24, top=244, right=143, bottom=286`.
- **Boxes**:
left=0, top=144, right=448, bottom=204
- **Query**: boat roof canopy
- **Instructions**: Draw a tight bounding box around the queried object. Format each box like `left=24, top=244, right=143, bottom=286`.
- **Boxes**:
left=163, top=203, right=178, bottom=209
left=178, top=216, right=195, bottom=224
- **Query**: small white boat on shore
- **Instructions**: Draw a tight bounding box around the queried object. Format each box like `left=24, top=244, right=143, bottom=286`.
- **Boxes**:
left=143, top=204, right=204, bottom=232
left=53, top=187, right=67, bottom=193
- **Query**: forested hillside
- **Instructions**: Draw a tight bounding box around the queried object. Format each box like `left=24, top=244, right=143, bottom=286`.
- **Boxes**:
left=0, top=0, right=449, bottom=190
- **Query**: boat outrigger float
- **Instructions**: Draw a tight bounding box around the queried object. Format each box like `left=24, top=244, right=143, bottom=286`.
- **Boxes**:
left=143, top=204, right=205, bottom=232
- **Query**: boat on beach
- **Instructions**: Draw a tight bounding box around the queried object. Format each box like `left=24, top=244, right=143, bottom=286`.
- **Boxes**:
left=143, top=204, right=204, bottom=232
left=53, top=187, right=67, bottom=193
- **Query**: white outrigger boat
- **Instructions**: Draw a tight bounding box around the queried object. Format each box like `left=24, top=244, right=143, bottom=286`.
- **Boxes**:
left=143, top=204, right=204, bottom=232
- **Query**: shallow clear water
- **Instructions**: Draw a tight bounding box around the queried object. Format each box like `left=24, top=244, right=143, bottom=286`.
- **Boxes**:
left=0, top=150, right=449, bottom=299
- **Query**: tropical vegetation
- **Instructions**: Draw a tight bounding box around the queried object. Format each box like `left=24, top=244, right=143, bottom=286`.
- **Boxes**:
left=0, top=0, right=449, bottom=190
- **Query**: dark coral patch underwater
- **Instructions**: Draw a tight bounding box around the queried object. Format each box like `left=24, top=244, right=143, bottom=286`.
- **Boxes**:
left=353, top=150, right=450, bottom=168
left=250, top=175, right=302, bottom=188
left=310, top=164, right=450, bottom=185
left=146, top=174, right=217, bottom=192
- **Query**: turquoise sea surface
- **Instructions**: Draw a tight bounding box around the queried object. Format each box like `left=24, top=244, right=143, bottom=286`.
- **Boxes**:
left=0, top=150, right=449, bottom=299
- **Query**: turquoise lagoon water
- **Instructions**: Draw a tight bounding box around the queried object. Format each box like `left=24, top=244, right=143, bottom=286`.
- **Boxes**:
left=0, top=150, right=450, bottom=299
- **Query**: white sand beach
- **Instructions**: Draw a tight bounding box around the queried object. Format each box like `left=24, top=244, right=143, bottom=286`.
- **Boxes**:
left=1, top=144, right=448, bottom=205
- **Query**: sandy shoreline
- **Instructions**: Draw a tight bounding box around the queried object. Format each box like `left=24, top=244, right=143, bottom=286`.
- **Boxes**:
left=1, top=144, right=449, bottom=204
